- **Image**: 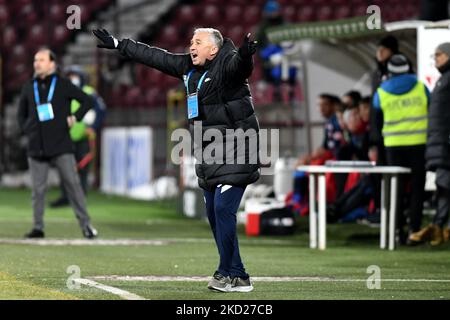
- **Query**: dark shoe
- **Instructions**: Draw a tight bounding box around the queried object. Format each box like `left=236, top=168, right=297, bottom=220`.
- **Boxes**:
left=24, top=229, right=44, bottom=239
left=207, top=271, right=231, bottom=292
left=49, top=197, right=69, bottom=208
left=83, top=225, right=98, bottom=239
left=326, top=203, right=339, bottom=223
left=230, top=276, right=254, bottom=292
left=397, top=228, right=408, bottom=246
left=367, top=210, right=381, bottom=224
left=406, top=237, right=423, bottom=246
left=357, top=210, right=381, bottom=228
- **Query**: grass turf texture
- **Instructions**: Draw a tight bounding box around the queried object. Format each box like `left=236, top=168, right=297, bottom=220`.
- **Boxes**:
left=0, top=188, right=449, bottom=300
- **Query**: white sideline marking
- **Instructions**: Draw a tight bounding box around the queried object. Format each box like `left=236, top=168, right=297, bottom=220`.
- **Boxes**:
left=74, top=278, right=146, bottom=300
left=90, top=275, right=332, bottom=282
left=0, top=237, right=301, bottom=246
left=89, top=275, right=450, bottom=283
left=0, top=239, right=169, bottom=246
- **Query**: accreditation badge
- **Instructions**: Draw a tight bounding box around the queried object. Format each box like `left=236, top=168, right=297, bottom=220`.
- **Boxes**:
left=37, top=103, right=54, bottom=122
left=187, top=93, right=199, bottom=119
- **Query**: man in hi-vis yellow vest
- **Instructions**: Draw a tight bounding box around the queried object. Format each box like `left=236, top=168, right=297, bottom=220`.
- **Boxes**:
left=372, top=53, right=430, bottom=246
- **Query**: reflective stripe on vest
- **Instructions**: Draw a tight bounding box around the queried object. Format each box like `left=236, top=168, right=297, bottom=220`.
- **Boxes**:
left=378, top=81, right=428, bottom=147
left=70, top=85, right=96, bottom=142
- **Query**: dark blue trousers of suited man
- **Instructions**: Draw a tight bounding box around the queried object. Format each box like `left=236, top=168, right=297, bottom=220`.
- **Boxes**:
left=204, top=184, right=249, bottom=279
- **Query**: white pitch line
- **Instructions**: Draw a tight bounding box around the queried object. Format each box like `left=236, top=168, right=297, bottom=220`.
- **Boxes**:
left=0, top=237, right=300, bottom=246
left=177, top=238, right=300, bottom=245
left=0, top=239, right=169, bottom=246
left=74, top=278, right=146, bottom=300
left=89, top=275, right=450, bottom=283
left=90, top=275, right=336, bottom=282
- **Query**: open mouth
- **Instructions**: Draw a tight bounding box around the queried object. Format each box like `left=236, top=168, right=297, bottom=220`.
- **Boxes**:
left=191, top=53, right=198, bottom=59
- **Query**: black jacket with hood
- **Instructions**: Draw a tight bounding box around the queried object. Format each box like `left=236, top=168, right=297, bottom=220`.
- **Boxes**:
left=117, top=37, right=260, bottom=191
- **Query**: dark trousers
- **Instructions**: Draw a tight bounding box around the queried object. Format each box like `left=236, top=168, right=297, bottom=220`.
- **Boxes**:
left=204, top=185, right=248, bottom=279
left=434, top=186, right=450, bottom=227
left=385, top=145, right=426, bottom=233
left=433, top=168, right=450, bottom=228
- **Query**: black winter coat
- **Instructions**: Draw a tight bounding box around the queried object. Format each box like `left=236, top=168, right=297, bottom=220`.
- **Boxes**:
left=18, top=73, right=94, bottom=159
left=118, top=38, right=260, bottom=191
left=425, top=60, right=450, bottom=172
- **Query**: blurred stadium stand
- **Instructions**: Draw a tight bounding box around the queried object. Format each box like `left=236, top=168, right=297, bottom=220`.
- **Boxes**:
left=101, top=0, right=421, bottom=109
left=0, top=0, right=421, bottom=178
left=0, top=0, right=113, bottom=97
left=0, top=0, right=422, bottom=106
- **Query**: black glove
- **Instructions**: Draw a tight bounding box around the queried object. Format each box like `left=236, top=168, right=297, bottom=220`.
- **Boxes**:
left=238, top=33, right=257, bottom=58
left=92, top=29, right=118, bottom=49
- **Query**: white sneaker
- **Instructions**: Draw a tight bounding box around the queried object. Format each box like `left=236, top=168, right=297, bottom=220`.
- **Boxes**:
left=207, top=272, right=231, bottom=292
left=229, top=277, right=254, bottom=292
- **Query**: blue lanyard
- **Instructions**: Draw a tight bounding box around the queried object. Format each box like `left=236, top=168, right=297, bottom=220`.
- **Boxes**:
left=33, top=76, right=57, bottom=105
left=184, top=70, right=208, bottom=95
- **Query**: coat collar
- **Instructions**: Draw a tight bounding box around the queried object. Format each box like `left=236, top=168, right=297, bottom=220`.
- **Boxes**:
left=34, top=72, right=57, bottom=83
left=437, top=59, right=450, bottom=74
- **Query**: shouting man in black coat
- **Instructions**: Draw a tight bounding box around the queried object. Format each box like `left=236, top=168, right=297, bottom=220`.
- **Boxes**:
left=93, top=27, right=260, bottom=292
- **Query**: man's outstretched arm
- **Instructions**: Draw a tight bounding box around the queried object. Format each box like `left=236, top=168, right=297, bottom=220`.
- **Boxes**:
left=224, top=33, right=257, bottom=84
left=93, top=29, right=191, bottom=79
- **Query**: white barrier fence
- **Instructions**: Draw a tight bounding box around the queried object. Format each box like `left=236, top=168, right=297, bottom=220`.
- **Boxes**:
left=101, top=127, right=153, bottom=199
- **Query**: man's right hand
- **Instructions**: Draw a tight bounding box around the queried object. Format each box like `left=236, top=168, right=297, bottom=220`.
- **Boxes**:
left=92, top=29, right=119, bottom=49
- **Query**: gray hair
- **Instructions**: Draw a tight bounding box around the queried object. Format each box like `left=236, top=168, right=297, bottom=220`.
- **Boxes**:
left=194, top=28, right=223, bottom=49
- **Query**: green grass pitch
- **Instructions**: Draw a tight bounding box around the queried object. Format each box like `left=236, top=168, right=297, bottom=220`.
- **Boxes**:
left=0, top=188, right=449, bottom=300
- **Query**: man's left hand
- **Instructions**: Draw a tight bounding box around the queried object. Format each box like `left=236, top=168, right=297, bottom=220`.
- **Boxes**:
left=92, top=29, right=119, bottom=49
left=238, top=33, right=258, bottom=58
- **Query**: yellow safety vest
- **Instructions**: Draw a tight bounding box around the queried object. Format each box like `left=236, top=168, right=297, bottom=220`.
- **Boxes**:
left=378, top=81, right=428, bottom=147
left=70, top=85, right=95, bottom=142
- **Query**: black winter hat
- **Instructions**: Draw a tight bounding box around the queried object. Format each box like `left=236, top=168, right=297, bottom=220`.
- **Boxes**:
left=387, top=54, right=409, bottom=75
left=377, top=35, right=399, bottom=53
